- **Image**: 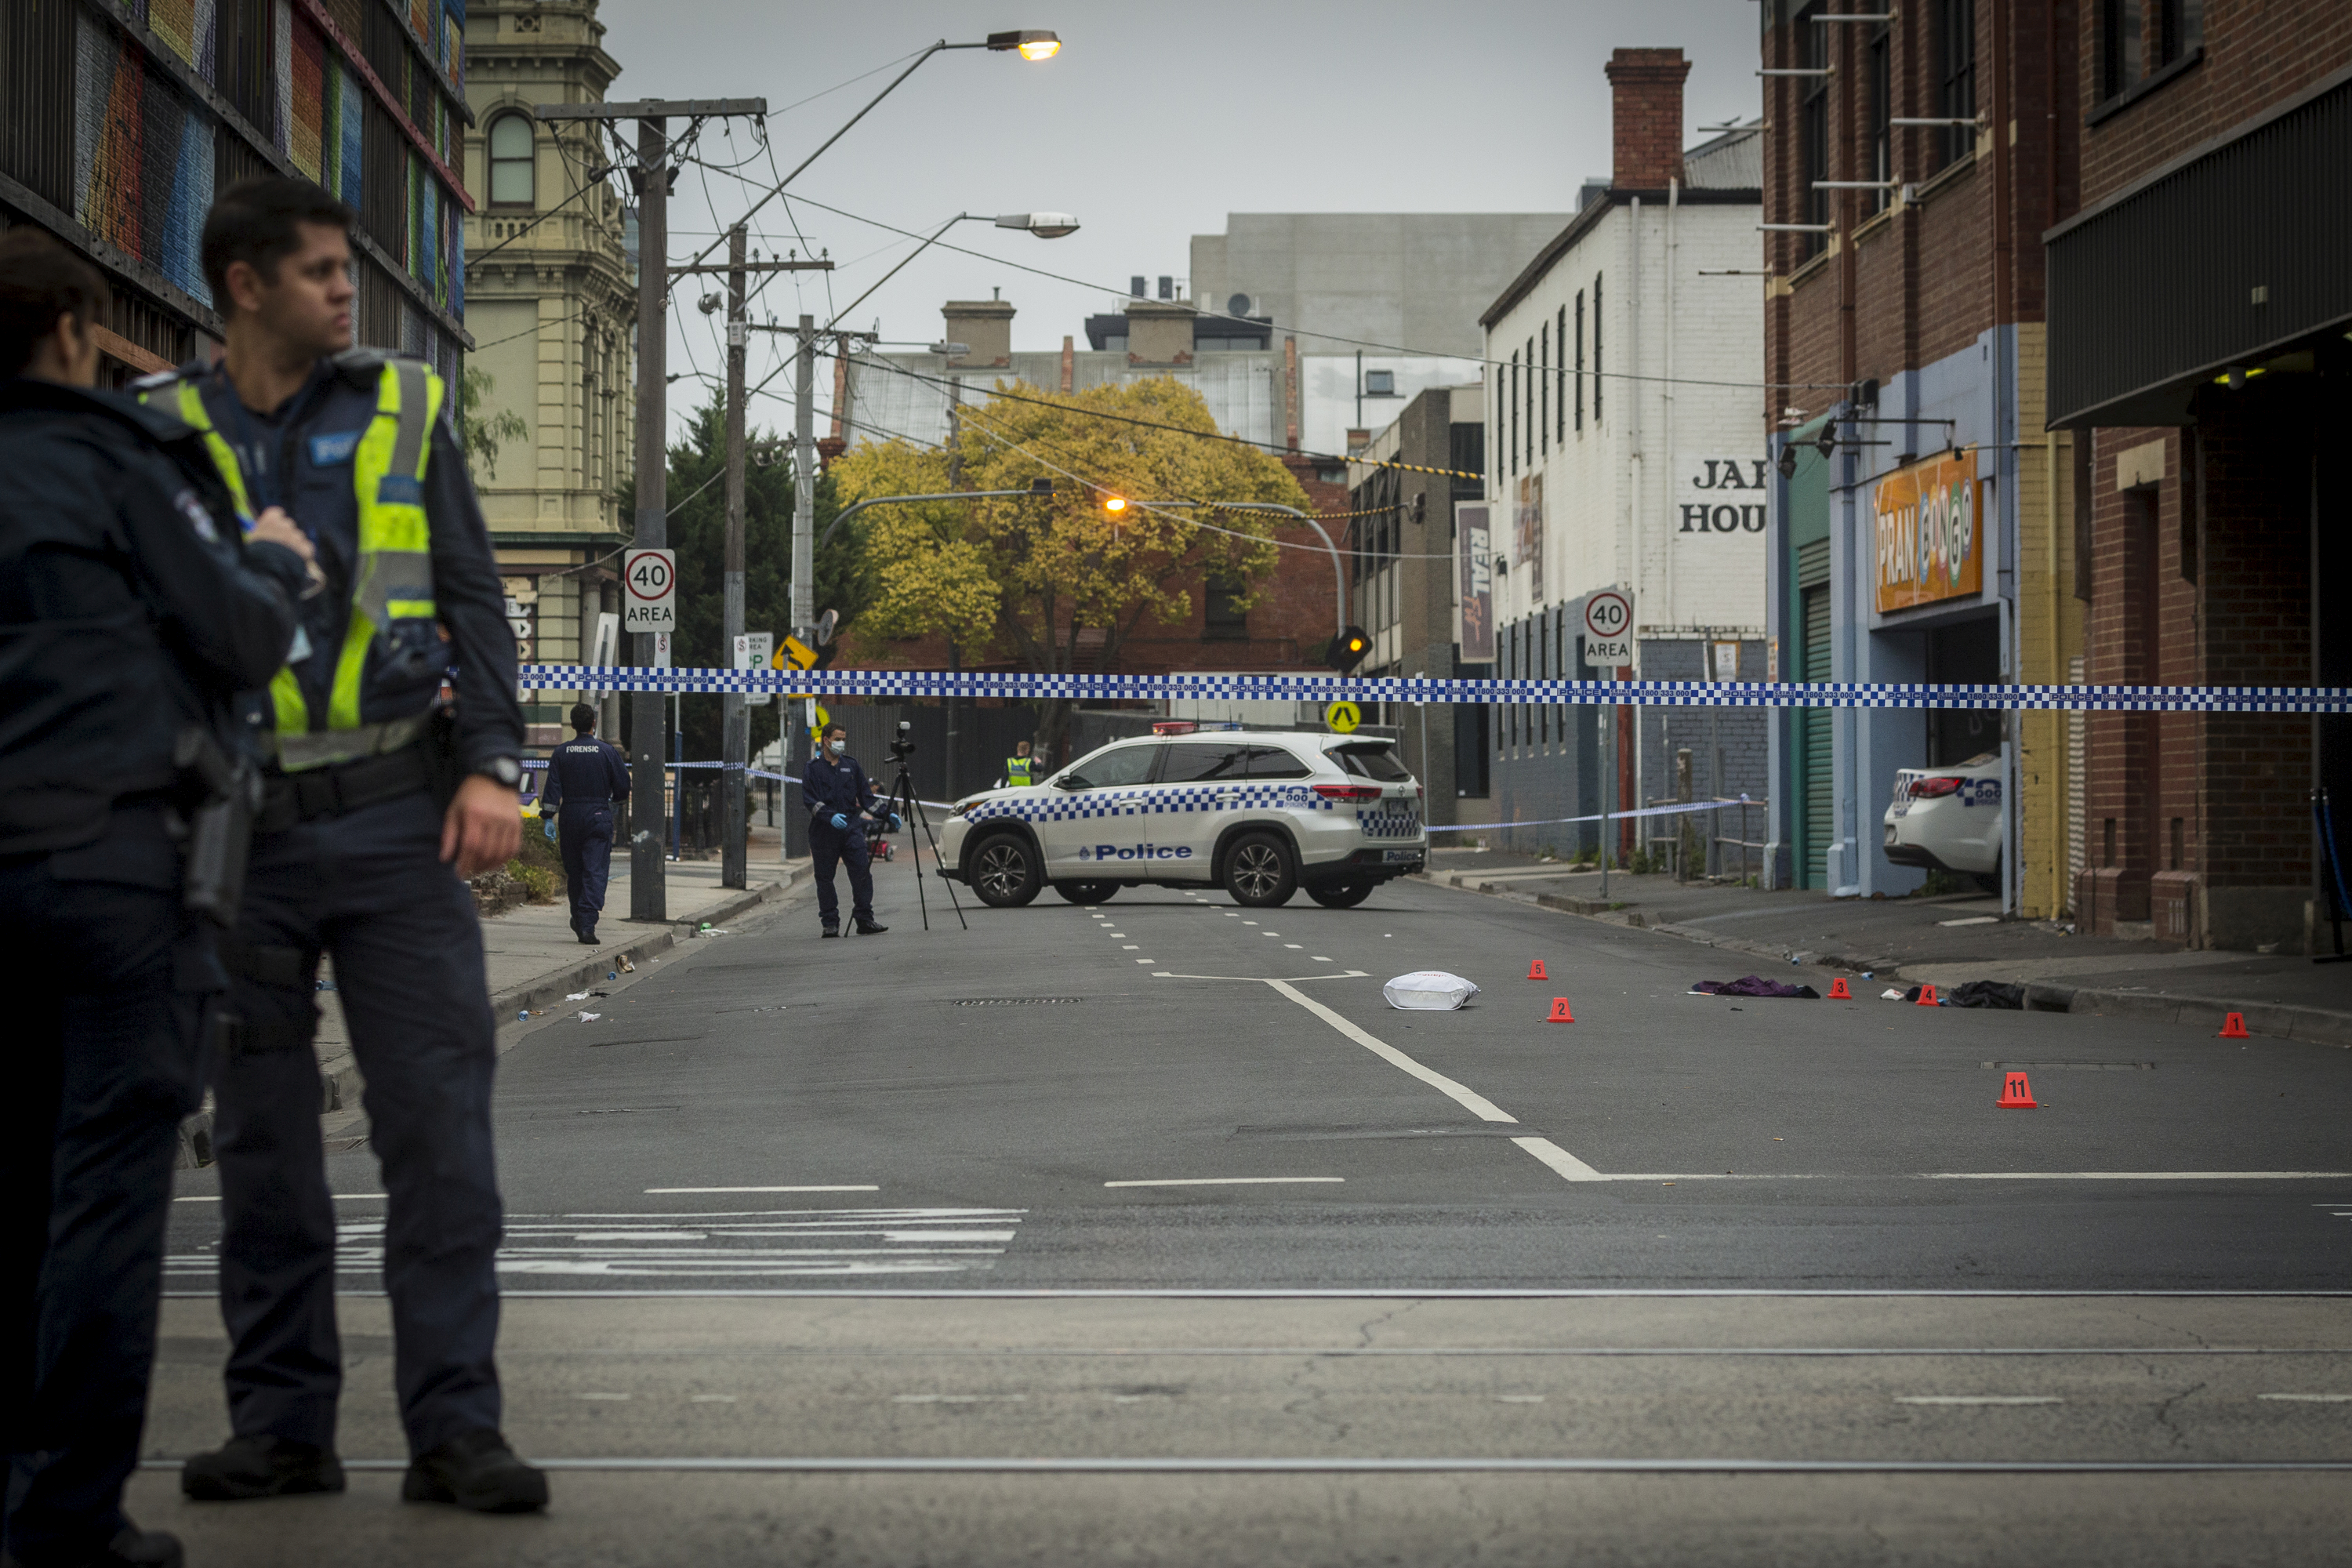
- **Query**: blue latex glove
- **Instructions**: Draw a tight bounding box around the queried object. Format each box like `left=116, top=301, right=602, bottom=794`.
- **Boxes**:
left=829, top=812, right=849, bottom=830
left=542, top=818, right=557, bottom=840
left=887, top=812, right=903, bottom=833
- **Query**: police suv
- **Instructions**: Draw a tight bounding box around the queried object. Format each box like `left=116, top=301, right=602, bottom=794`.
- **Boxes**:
left=939, top=729, right=1427, bottom=909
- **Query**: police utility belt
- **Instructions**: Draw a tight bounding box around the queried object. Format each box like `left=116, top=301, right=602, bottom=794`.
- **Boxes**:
left=256, top=710, right=463, bottom=834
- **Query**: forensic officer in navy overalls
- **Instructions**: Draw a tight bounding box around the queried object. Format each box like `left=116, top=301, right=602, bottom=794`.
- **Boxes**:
left=539, top=702, right=629, bottom=944
left=137, top=177, right=547, bottom=1514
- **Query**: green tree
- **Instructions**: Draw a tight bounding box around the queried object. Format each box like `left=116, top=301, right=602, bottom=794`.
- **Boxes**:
left=617, top=396, right=871, bottom=764
left=456, top=363, right=529, bottom=481
left=831, top=376, right=1306, bottom=754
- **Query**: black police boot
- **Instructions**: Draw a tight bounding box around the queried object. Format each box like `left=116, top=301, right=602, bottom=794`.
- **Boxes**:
left=578, top=929, right=598, bottom=945
left=180, top=1435, right=345, bottom=1501
left=820, top=923, right=840, bottom=938
left=401, top=1428, right=548, bottom=1513
left=855, top=919, right=889, bottom=935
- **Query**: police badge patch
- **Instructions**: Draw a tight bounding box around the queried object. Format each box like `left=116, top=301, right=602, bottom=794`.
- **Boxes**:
left=172, top=488, right=220, bottom=543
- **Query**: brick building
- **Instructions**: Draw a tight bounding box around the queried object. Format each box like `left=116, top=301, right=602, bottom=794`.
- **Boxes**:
left=2, top=0, right=473, bottom=384
left=2044, top=14, right=2351, bottom=949
left=1475, top=47, right=1767, bottom=864
left=1759, top=0, right=2079, bottom=909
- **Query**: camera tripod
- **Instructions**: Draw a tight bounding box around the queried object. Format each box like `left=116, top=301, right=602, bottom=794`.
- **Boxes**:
left=868, top=747, right=965, bottom=934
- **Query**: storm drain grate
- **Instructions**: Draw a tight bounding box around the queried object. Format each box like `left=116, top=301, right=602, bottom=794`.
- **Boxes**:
left=956, top=997, right=1083, bottom=1007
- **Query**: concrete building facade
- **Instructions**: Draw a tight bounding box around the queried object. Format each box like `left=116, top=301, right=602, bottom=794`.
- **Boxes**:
left=1475, top=49, right=1767, bottom=867
left=460, top=0, right=635, bottom=746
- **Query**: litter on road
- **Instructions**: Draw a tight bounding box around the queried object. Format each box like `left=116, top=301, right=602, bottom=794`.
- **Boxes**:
left=1383, top=971, right=1481, bottom=1010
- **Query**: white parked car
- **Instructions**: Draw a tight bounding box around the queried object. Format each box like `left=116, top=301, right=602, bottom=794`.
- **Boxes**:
left=1882, top=750, right=2005, bottom=884
left=939, top=729, right=1427, bottom=909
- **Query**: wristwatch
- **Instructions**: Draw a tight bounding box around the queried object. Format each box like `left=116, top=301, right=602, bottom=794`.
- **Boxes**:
left=477, top=756, right=523, bottom=788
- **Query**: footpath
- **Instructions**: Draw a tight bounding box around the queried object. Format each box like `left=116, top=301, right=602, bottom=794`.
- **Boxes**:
left=1419, top=847, right=2352, bottom=1048
left=178, top=847, right=810, bottom=1167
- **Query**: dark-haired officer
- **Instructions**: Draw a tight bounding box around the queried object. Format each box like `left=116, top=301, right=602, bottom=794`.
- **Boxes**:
left=137, top=177, right=546, bottom=1514
left=1, top=230, right=310, bottom=1568
left=804, top=723, right=895, bottom=937
left=539, top=702, right=628, bottom=944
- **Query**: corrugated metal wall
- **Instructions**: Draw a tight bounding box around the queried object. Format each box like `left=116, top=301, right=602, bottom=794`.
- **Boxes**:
left=2048, top=78, right=2351, bottom=428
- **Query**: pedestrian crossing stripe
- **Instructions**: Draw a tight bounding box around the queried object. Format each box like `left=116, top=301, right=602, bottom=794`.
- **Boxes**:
left=515, top=665, right=2352, bottom=715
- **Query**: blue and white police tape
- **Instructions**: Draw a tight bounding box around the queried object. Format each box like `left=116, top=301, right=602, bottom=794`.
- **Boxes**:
left=522, top=666, right=2352, bottom=714
left=1436, top=796, right=1764, bottom=834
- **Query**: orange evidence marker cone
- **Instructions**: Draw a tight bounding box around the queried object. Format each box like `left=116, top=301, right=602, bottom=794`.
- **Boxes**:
left=1915, top=983, right=1941, bottom=1007
left=1546, top=996, right=1576, bottom=1023
left=1827, top=977, right=1853, bottom=1000
left=1528, top=959, right=1548, bottom=981
left=1998, top=1071, right=2038, bottom=1109
left=2219, top=1011, right=2251, bottom=1039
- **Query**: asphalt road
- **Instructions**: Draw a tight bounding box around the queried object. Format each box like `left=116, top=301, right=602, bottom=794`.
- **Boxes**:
left=144, top=859, right=2352, bottom=1564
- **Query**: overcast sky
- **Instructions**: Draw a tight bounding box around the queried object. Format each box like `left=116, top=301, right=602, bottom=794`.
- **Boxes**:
left=591, top=0, right=1762, bottom=435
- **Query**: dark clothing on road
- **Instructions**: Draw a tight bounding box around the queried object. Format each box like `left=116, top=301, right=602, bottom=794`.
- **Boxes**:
left=0, top=376, right=302, bottom=1564
left=803, top=751, right=883, bottom=930
left=163, top=351, right=524, bottom=1465
left=543, top=735, right=628, bottom=938
left=173, top=354, right=523, bottom=775
left=210, top=788, right=503, bottom=1456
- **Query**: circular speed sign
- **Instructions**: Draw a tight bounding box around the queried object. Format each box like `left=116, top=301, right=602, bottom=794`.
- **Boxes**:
left=1583, top=590, right=1632, bottom=643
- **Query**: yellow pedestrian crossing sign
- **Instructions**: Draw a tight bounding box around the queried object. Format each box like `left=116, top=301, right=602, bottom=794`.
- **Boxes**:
left=1325, top=699, right=1362, bottom=734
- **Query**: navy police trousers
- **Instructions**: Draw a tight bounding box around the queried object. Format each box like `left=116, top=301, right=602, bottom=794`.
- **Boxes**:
left=209, top=786, right=504, bottom=1458
left=2, top=814, right=212, bottom=1563
left=809, top=822, right=873, bottom=928
left=557, top=802, right=613, bottom=936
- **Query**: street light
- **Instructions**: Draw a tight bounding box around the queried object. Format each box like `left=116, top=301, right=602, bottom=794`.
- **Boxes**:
left=818, top=209, right=1081, bottom=332
left=987, top=29, right=1062, bottom=59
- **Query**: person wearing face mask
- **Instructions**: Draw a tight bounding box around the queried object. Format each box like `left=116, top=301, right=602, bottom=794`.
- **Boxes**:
left=800, top=723, right=897, bottom=937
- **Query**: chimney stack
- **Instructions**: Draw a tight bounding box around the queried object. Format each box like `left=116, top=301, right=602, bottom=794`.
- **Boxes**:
left=1604, top=47, right=1690, bottom=191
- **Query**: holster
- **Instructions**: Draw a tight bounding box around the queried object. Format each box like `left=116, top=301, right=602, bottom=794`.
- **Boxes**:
left=421, top=701, right=464, bottom=813
left=173, top=726, right=262, bottom=928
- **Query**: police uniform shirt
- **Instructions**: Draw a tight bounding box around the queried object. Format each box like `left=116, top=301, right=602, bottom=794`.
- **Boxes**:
left=802, top=752, right=880, bottom=828
left=180, top=355, right=523, bottom=776
left=542, top=735, right=630, bottom=812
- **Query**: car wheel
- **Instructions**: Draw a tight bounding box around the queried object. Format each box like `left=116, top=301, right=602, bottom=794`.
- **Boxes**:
left=1222, top=831, right=1297, bottom=907
left=1306, top=881, right=1373, bottom=909
left=1052, top=880, right=1120, bottom=905
left=968, top=834, right=1042, bottom=907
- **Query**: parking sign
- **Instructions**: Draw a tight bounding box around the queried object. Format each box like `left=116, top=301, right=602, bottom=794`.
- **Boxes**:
left=623, top=549, right=676, bottom=632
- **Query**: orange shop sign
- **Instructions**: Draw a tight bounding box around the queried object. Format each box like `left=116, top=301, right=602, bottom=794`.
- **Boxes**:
left=1872, top=452, right=1981, bottom=613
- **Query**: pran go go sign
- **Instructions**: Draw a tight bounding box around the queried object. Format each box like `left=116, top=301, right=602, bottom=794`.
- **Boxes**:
left=623, top=549, right=676, bottom=632
left=1873, top=452, right=1980, bottom=613
left=1581, top=589, right=1634, bottom=666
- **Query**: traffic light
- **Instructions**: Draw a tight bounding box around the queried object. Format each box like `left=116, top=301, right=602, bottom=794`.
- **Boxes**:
left=1326, top=625, right=1370, bottom=673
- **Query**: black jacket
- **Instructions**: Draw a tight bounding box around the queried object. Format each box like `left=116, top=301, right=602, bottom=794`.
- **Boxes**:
left=166, top=354, right=524, bottom=776
left=0, top=377, right=307, bottom=855
left=802, top=751, right=880, bottom=826
left=542, top=734, right=630, bottom=811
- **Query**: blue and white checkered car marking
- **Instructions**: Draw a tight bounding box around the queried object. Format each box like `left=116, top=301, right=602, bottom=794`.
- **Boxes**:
left=518, top=666, right=2352, bottom=715
left=960, top=782, right=1334, bottom=829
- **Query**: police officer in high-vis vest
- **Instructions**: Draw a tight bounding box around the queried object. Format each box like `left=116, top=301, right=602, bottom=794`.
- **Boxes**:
left=140, top=178, right=547, bottom=1515
left=1001, top=739, right=1036, bottom=789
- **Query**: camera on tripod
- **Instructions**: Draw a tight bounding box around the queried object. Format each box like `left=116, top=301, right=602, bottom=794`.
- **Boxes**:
left=888, top=719, right=916, bottom=760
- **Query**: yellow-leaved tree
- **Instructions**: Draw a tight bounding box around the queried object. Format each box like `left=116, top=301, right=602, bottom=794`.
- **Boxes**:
left=831, top=376, right=1309, bottom=753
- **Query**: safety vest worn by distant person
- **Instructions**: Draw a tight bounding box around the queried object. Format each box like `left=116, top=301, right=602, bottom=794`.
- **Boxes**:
left=141, top=353, right=443, bottom=772
left=1004, top=754, right=1033, bottom=786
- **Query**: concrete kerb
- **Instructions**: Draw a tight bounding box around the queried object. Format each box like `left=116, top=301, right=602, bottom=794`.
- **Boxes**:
left=175, top=865, right=809, bottom=1169
left=1414, top=869, right=2352, bottom=1051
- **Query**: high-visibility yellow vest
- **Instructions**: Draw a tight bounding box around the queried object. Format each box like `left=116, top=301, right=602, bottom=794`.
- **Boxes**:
left=1004, top=755, right=1033, bottom=786
left=143, top=356, right=442, bottom=771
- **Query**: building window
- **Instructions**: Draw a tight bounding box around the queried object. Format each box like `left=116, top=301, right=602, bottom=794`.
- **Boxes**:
left=1592, top=274, right=1603, bottom=423
left=1363, top=368, right=1395, bottom=396
left=1450, top=422, right=1484, bottom=503
left=1203, top=573, right=1248, bottom=641
left=488, top=114, right=535, bottom=207
left=1799, top=6, right=1830, bottom=258
left=1524, top=336, right=1535, bottom=467
left=2157, top=0, right=2202, bottom=67
left=1508, top=352, right=1519, bottom=475
left=2101, top=0, right=2144, bottom=97
left=1555, top=305, right=1566, bottom=443
left=1939, top=0, right=1976, bottom=170
left=1867, top=24, right=1893, bottom=215
left=1573, top=291, right=1585, bottom=430
left=1538, top=321, right=1548, bottom=456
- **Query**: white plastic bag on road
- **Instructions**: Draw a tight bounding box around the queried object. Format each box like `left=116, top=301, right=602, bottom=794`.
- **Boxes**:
left=1382, top=971, right=1481, bottom=1011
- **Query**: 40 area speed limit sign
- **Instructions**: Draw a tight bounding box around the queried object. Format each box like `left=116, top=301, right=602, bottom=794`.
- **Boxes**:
left=623, top=548, right=675, bottom=632
left=1582, top=589, right=1634, bottom=666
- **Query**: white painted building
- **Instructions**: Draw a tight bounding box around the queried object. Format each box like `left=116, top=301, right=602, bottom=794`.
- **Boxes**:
left=1470, top=46, right=1765, bottom=866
